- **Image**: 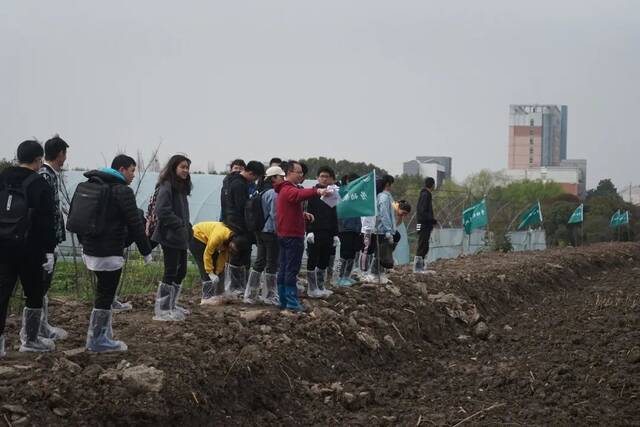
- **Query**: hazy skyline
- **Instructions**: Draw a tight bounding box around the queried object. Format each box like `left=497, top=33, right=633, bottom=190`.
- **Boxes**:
left=1, top=1, right=638, bottom=188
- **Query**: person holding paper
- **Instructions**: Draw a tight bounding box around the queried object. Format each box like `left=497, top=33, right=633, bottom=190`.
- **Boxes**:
left=304, top=166, right=339, bottom=298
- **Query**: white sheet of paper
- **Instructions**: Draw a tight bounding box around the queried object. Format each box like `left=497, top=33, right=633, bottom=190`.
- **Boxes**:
left=320, top=185, right=341, bottom=208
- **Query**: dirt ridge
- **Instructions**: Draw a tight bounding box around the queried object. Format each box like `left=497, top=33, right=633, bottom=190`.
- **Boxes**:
left=1, top=242, right=639, bottom=425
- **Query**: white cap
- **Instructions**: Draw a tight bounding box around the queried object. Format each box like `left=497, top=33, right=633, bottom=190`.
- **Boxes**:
left=265, top=166, right=285, bottom=177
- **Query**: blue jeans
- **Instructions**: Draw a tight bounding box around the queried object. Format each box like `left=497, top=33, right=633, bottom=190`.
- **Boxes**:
left=277, top=237, right=304, bottom=289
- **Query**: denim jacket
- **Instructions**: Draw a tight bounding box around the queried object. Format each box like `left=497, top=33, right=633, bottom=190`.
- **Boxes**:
left=375, top=191, right=396, bottom=235
left=261, top=188, right=277, bottom=233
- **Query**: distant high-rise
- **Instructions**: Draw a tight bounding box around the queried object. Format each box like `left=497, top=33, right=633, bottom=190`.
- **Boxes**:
left=506, top=104, right=587, bottom=197
left=402, top=156, right=452, bottom=187
left=508, top=105, right=568, bottom=169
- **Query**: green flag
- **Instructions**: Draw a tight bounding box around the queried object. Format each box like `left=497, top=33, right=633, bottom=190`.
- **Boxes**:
left=568, top=204, right=583, bottom=224
left=517, top=201, right=543, bottom=230
left=336, top=171, right=377, bottom=219
left=463, top=199, right=488, bottom=235
left=609, top=210, right=622, bottom=228
left=621, top=210, right=630, bottom=225
left=610, top=210, right=629, bottom=228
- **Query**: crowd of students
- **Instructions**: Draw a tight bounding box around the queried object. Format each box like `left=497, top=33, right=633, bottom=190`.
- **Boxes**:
left=0, top=138, right=436, bottom=356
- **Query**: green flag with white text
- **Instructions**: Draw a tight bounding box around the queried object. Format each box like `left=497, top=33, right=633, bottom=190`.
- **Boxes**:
left=610, top=210, right=629, bottom=228
left=568, top=204, right=583, bottom=224
left=336, top=171, right=377, bottom=219
left=517, top=201, right=543, bottom=230
left=620, top=210, right=630, bottom=225
left=463, top=199, right=488, bottom=235
left=609, top=210, right=622, bottom=228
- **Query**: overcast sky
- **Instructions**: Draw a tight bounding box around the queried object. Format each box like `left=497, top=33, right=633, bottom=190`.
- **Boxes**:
left=1, top=0, right=638, bottom=188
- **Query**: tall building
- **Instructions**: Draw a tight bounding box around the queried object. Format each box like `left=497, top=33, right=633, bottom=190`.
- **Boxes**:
left=508, top=105, right=568, bottom=169
left=402, top=156, right=452, bottom=188
left=506, top=104, right=586, bottom=197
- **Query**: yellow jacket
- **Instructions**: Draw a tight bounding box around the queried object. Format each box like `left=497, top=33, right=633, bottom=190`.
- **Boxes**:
left=393, top=201, right=403, bottom=226
left=192, top=222, right=233, bottom=275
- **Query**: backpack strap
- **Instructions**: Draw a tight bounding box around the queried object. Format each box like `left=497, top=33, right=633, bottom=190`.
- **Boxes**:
left=89, top=176, right=106, bottom=185
left=21, top=173, right=41, bottom=192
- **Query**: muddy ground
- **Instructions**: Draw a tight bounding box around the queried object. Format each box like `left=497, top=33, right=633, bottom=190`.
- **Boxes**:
left=1, top=242, right=639, bottom=426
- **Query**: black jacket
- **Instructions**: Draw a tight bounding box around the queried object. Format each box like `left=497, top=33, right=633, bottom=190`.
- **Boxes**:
left=306, top=184, right=338, bottom=235
left=222, top=172, right=250, bottom=234
left=0, top=166, right=56, bottom=254
left=151, top=181, right=191, bottom=250
left=79, top=170, right=151, bottom=257
left=416, top=188, right=436, bottom=226
left=219, top=172, right=240, bottom=221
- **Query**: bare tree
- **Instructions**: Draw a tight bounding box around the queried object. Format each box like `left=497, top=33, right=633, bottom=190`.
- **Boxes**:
left=118, top=143, right=162, bottom=296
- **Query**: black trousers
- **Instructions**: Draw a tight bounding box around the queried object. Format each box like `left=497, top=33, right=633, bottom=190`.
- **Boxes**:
left=338, top=232, right=363, bottom=260
left=254, top=232, right=279, bottom=274
left=42, top=253, right=59, bottom=295
left=229, top=233, right=252, bottom=269
left=162, top=245, right=188, bottom=285
left=190, top=238, right=208, bottom=281
left=416, top=226, right=433, bottom=258
left=363, top=234, right=394, bottom=269
left=0, top=251, right=45, bottom=335
left=94, top=269, right=122, bottom=310
left=306, top=231, right=334, bottom=270
left=189, top=237, right=223, bottom=282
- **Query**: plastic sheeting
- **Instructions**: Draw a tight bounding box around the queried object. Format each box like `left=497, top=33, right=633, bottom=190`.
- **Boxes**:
left=508, top=230, right=547, bottom=252
left=393, top=223, right=411, bottom=265
left=425, top=228, right=487, bottom=263
left=425, top=228, right=547, bottom=263
left=58, top=171, right=225, bottom=253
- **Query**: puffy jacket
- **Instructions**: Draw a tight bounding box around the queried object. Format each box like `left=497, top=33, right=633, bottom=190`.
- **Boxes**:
left=78, top=169, right=151, bottom=258
left=0, top=166, right=56, bottom=255
left=219, top=172, right=238, bottom=221
left=306, top=184, right=338, bottom=235
left=274, top=180, right=318, bottom=238
left=374, top=191, right=396, bottom=235
left=222, top=172, right=250, bottom=234
left=192, top=221, right=233, bottom=275
left=151, top=180, right=191, bottom=250
left=416, top=188, right=435, bottom=226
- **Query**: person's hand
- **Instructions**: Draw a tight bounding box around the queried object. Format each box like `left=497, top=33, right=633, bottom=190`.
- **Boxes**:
left=306, top=233, right=315, bottom=244
left=304, top=212, right=315, bottom=223
left=42, top=253, right=54, bottom=274
left=208, top=273, right=220, bottom=284
left=385, top=232, right=394, bottom=244
left=317, top=187, right=331, bottom=197
left=333, top=236, right=340, bottom=247
left=143, top=254, right=153, bottom=265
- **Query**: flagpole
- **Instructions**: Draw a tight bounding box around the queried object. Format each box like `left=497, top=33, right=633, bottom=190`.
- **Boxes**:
left=618, top=223, right=621, bottom=242
left=461, top=195, right=468, bottom=256
left=375, top=234, right=381, bottom=286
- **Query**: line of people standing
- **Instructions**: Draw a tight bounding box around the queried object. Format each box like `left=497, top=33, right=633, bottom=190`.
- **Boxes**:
left=0, top=137, right=437, bottom=357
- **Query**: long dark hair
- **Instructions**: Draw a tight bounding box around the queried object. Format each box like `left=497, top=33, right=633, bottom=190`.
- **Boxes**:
left=159, top=154, right=192, bottom=195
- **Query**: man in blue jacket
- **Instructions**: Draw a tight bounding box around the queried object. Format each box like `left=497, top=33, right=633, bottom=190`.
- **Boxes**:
left=365, top=175, right=396, bottom=284
left=244, top=165, right=284, bottom=305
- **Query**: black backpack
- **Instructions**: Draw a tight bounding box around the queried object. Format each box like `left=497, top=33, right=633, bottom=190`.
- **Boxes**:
left=0, top=173, right=40, bottom=247
left=245, top=190, right=268, bottom=233
left=66, top=177, right=111, bottom=236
